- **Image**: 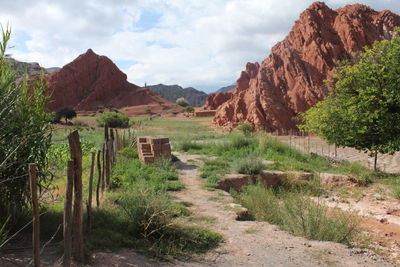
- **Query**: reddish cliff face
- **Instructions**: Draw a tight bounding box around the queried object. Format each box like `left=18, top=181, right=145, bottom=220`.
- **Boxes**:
left=210, top=2, right=400, bottom=131
left=46, top=49, right=177, bottom=112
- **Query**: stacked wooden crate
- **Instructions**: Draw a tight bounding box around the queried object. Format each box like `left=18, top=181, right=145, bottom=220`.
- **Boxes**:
left=137, top=136, right=171, bottom=164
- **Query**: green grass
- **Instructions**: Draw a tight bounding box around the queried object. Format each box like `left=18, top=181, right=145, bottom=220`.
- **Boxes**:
left=237, top=184, right=361, bottom=246
left=231, top=154, right=264, bottom=175
left=84, top=148, right=223, bottom=259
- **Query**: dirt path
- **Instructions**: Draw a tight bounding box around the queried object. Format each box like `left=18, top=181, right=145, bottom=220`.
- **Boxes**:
left=172, top=153, right=394, bottom=267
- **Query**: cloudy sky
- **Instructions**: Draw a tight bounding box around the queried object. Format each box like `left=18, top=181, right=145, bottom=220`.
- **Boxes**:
left=1, top=0, right=399, bottom=93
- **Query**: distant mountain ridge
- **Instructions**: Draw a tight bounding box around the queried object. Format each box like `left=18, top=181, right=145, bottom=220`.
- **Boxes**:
left=215, top=84, right=235, bottom=93
left=147, top=84, right=207, bottom=106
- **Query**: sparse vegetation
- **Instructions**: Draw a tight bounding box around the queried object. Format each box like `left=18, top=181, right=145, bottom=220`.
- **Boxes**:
left=85, top=148, right=222, bottom=259
left=237, top=184, right=361, bottom=246
left=237, top=123, right=255, bottom=136
left=231, top=154, right=264, bottom=175
left=96, top=111, right=130, bottom=128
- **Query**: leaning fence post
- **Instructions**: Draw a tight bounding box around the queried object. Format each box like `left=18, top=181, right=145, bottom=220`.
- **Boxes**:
left=68, top=131, right=84, bottom=263
left=87, top=152, right=95, bottom=233
left=29, top=163, right=40, bottom=267
left=63, top=160, right=74, bottom=267
left=96, top=150, right=101, bottom=208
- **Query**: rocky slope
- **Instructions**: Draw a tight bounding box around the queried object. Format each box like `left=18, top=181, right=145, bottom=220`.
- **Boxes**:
left=207, top=2, right=400, bottom=131
left=147, top=84, right=207, bottom=106
left=46, top=49, right=178, bottom=112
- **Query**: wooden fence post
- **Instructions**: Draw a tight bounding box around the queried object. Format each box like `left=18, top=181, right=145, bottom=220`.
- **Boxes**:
left=105, top=141, right=111, bottom=187
left=96, top=150, right=101, bottom=207
left=68, top=131, right=84, bottom=263
left=29, top=163, right=40, bottom=267
left=110, top=129, right=115, bottom=164
left=86, top=152, right=95, bottom=233
left=63, top=160, right=74, bottom=267
left=102, top=144, right=106, bottom=192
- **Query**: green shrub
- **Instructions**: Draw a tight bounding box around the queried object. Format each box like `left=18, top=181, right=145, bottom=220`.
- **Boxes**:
left=238, top=184, right=361, bottom=246
left=118, top=147, right=138, bottom=159
left=237, top=123, right=255, bottom=136
left=114, top=184, right=174, bottom=239
left=184, top=106, right=195, bottom=113
left=176, top=97, right=189, bottom=107
left=96, top=112, right=130, bottom=128
left=177, top=139, right=203, bottom=152
left=231, top=154, right=264, bottom=175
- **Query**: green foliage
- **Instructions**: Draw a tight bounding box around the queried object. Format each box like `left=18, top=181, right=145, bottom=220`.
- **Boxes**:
left=90, top=156, right=222, bottom=259
left=183, top=106, right=194, bottom=113
left=177, top=139, right=203, bottom=152
left=231, top=154, right=264, bottom=175
left=111, top=157, right=180, bottom=191
left=118, top=146, right=138, bottom=159
left=96, top=111, right=130, bottom=128
left=301, top=36, right=400, bottom=168
left=176, top=97, right=189, bottom=107
left=237, top=123, right=255, bottom=136
left=47, top=139, right=96, bottom=168
left=0, top=216, right=9, bottom=248
left=54, top=107, right=76, bottom=123
left=238, top=184, right=361, bottom=245
left=0, top=26, right=53, bottom=221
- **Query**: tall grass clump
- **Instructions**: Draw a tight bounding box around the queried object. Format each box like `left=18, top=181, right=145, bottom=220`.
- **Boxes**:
left=238, top=184, right=360, bottom=246
left=176, top=139, right=203, bottom=152
left=0, top=26, right=53, bottom=222
left=237, top=123, right=255, bottom=137
left=231, top=154, right=264, bottom=175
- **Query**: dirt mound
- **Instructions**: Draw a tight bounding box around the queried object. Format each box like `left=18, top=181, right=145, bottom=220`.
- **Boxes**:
left=46, top=49, right=179, bottom=113
left=207, top=2, right=400, bottom=131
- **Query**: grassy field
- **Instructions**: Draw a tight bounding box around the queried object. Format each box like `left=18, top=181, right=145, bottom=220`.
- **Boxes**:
left=12, top=113, right=400, bottom=261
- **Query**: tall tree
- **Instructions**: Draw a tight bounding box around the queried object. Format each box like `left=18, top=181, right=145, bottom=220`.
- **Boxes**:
left=301, top=33, right=400, bottom=171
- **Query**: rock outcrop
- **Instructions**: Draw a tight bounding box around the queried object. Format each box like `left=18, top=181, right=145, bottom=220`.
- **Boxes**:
left=46, top=49, right=178, bottom=112
left=208, top=2, right=400, bottom=131
left=147, top=84, right=208, bottom=106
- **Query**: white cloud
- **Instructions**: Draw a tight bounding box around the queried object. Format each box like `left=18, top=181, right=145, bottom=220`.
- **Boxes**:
left=0, top=0, right=398, bottom=92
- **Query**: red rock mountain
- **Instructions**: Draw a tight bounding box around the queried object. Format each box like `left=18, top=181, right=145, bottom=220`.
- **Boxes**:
left=205, top=2, right=400, bottom=131
left=46, top=49, right=178, bottom=112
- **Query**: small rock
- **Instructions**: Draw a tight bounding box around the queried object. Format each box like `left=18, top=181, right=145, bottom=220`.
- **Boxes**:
left=379, top=218, right=388, bottom=224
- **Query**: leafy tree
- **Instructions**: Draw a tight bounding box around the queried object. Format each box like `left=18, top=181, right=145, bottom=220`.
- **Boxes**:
left=176, top=97, right=189, bottom=107
left=301, top=34, right=400, bottom=171
left=96, top=111, right=130, bottom=128
left=55, top=107, right=77, bottom=123
left=0, top=26, right=53, bottom=222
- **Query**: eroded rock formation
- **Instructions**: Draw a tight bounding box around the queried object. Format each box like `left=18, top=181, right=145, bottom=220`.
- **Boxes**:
left=46, top=49, right=177, bottom=112
left=208, top=2, right=400, bottom=131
